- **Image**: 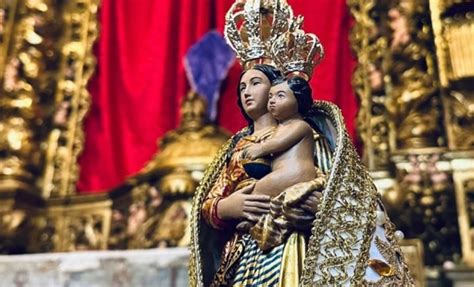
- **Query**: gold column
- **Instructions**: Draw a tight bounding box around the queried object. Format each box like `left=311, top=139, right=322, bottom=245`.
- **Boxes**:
left=0, top=0, right=43, bottom=194
left=384, top=0, right=443, bottom=151
left=0, top=0, right=106, bottom=253
left=42, top=0, right=99, bottom=198
left=0, top=0, right=99, bottom=196
left=347, top=0, right=391, bottom=172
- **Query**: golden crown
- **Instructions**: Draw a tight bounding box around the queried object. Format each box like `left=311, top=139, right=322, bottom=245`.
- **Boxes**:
left=224, top=0, right=293, bottom=70
left=271, top=16, right=324, bottom=80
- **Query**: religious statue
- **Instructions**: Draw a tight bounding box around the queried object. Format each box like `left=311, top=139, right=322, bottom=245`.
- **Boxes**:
left=190, top=1, right=414, bottom=286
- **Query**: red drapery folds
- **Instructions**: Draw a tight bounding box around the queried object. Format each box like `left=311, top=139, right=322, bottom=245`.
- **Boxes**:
left=78, top=0, right=357, bottom=192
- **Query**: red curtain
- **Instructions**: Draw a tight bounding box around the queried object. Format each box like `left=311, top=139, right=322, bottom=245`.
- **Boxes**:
left=77, top=0, right=357, bottom=193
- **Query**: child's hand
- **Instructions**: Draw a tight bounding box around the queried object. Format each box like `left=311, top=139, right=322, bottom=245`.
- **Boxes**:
left=245, top=144, right=262, bottom=159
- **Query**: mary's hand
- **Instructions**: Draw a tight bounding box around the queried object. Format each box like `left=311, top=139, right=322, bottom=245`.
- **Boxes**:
left=217, top=183, right=271, bottom=222
left=283, top=191, right=323, bottom=231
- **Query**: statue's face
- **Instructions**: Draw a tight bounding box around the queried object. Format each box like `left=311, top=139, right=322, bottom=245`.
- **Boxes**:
left=239, top=69, right=271, bottom=119
left=268, top=81, right=298, bottom=121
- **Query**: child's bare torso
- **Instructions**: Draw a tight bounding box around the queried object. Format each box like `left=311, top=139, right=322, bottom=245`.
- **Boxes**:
left=253, top=120, right=317, bottom=197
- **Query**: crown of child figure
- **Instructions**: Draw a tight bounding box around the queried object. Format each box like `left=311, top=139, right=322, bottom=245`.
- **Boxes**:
left=272, top=16, right=324, bottom=80
left=224, top=0, right=324, bottom=79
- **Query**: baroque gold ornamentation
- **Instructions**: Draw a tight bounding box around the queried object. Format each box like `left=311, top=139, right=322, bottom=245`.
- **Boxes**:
left=140, top=92, right=230, bottom=180
left=0, top=0, right=100, bottom=197
left=0, top=0, right=106, bottom=254
left=349, top=0, right=474, bottom=273
left=429, top=1, right=474, bottom=85
left=108, top=183, right=166, bottom=249
left=428, top=0, right=474, bottom=266
left=0, top=0, right=49, bottom=193
left=347, top=0, right=391, bottom=170
left=385, top=0, right=443, bottom=150
left=429, top=0, right=474, bottom=149
left=389, top=150, right=462, bottom=266
left=154, top=200, right=191, bottom=247
left=2, top=0, right=230, bottom=255
left=28, top=196, right=112, bottom=252
left=109, top=92, right=230, bottom=250
left=400, top=239, right=426, bottom=286
left=446, top=90, right=474, bottom=148
left=42, top=0, right=100, bottom=197
left=451, top=156, right=474, bottom=266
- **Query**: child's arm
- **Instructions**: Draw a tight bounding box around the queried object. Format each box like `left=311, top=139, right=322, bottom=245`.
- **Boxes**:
left=246, top=121, right=312, bottom=159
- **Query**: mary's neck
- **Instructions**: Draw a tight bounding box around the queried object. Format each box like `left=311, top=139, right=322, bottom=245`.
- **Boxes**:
left=252, top=112, right=277, bottom=133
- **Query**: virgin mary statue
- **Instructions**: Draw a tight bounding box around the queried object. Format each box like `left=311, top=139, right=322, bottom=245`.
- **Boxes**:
left=189, top=1, right=414, bottom=286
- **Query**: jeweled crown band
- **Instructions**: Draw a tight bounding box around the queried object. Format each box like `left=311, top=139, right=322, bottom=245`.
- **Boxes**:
left=286, top=71, right=310, bottom=81
left=243, top=58, right=274, bottom=70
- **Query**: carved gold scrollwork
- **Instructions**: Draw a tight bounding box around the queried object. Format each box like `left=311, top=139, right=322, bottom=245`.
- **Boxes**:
left=450, top=153, right=474, bottom=266
left=389, top=151, right=462, bottom=266
left=29, top=198, right=112, bottom=252
left=429, top=0, right=474, bottom=266
left=43, top=0, right=99, bottom=197
left=349, top=0, right=474, bottom=273
left=348, top=0, right=392, bottom=171
left=430, top=0, right=474, bottom=150
left=1, top=6, right=229, bottom=252
left=0, top=0, right=99, bottom=197
left=385, top=0, right=444, bottom=151
left=0, top=0, right=51, bottom=193
left=0, top=0, right=102, bottom=253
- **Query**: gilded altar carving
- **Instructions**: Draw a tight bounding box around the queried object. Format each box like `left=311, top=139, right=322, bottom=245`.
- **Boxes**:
left=348, top=0, right=474, bottom=274
left=0, top=5, right=229, bottom=253
left=445, top=89, right=474, bottom=148
left=0, top=0, right=49, bottom=193
left=108, top=92, right=230, bottom=250
left=42, top=0, right=100, bottom=197
left=0, top=208, right=29, bottom=253
left=428, top=0, right=474, bottom=266
left=28, top=198, right=112, bottom=252
left=450, top=153, right=474, bottom=266
left=389, top=151, right=462, bottom=266
left=0, top=0, right=103, bottom=253
left=348, top=0, right=392, bottom=171
left=400, top=239, right=425, bottom=287
left=349, top=0, right=445, bottom=169
left=385, top=0, right=444, bottom=150
left=0, top=2, right=471, bottom=280
left=429, top=0, right=474, bottom=150
left=108, top=183, right=166, bottom=249
left=0, top=0, right=99, bottom=197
